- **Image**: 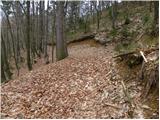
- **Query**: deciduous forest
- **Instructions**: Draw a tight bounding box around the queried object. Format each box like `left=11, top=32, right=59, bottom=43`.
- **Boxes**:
left=0, top=0, right=159, bottom=119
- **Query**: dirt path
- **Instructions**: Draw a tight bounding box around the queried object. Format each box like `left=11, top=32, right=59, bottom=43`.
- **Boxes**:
left=1, top=39, right=158, bottom=118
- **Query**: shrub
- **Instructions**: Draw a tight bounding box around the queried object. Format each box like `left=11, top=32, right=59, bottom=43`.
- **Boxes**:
left=110, top=29, right=117, bottom=37
left=142, top=13, right=150, bottom=25
left=121, top=26, right=130, bottom=38
left=124, top=16, right=130, bottom=25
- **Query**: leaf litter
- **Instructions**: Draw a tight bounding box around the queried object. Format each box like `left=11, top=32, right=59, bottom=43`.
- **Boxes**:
left=1, top=40, right=158, bottom=118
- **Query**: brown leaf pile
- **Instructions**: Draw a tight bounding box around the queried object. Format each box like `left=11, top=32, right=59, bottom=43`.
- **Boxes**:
left=1, top=40, right=155, bottom=118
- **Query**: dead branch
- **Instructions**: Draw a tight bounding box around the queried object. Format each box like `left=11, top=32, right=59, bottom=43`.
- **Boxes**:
left=113, top=48, right=159, bottom=58
left=103, top=103, right=121, bottom=109
left=140, top=51, right=148, bottom=62
left=121, top=80, right=132, bottom=103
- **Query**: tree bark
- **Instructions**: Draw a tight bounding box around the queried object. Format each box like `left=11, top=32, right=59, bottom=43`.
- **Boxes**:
left=154, top=1, right=159, bottom=24
left=56, top=1, right=68, bottom=61
left=111, top=1, right=116, bottom=29
left=3, top=10, right=19, bottom=75
left=1, top=34, right=12, bottom=79
left=26, top=1, right=32, bottom=70
left=39, top=1, right=45, bottom=53
left=52, top=2, right=56, bottom=63
left=44, top=0, right=49, bottom=64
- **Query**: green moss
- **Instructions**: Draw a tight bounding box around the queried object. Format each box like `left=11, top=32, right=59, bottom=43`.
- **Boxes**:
left=141, top=35, right=159, bottom=47
left=114, top=41, right=138, bottom=54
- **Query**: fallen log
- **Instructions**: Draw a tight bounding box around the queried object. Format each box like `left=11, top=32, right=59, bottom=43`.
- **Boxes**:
left=113, top=47, right=159, bottom=58
left=67, top=33, right=96, bottom=44
left=47, top=33, right=96, bottom=46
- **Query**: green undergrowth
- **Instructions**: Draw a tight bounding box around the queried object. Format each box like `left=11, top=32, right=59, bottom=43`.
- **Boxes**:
left=141, top=35, right=159, bottom=48
left=114, top=41, right=139, bottom=54
left=114, top=34, right=158, bottom=54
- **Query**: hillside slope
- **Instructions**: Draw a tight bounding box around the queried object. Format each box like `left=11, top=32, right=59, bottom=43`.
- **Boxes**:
left=1, top=40, right=158, bottom=119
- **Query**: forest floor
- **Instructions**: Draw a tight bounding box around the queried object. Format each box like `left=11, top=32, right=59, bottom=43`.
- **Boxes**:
left=1, top=39, right=159, bottom=119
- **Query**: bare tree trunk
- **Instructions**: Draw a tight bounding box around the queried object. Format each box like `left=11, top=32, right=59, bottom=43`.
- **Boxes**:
left=1, top=34, right=12, bottom=79
left=149, top=1, right=152, bottom=12
left=56, top=1, right=68, bottom=61
left=31, top=1, right=36, bottom=60
left=14, top=1, right=21, bottom=64
left=35, top=2, right=41, bottom=57
left=52, top=2, right=56, bottom=63
left=97, top=10, right=100, bottom=30
left=154, top=1, right=159, bottom=24
left=3, top=11, right=19, bottom=75
left=1, top=42, right=7, bottom=82
left=31, top=1, right=39, bottom=61
left=44, top=0, right=49, bottom=64
left=111, top=1, right=116, bottom=29
left=1, top=62, right=6, bottom=82
left=39, top=1, right=45, bottom=54
left=95, top=1, right=100, bottom=30
left=26, top=1, right=32, bottom=70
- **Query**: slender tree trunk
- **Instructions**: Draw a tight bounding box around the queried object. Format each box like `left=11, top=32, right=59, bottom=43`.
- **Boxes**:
left=44, top=0, right=49, bottom=64
left=1, top=34, right=12, bottom=79
left=51, top=25, right=55, bottom=63
left=52, top=2, right=56, bottom=63
left=31, top=1, right=35, bottom=60
left=4, top=11, right=19, bottom=75
left=111, top=1, right=115, bottom=29
left=154, top=1, right=159, bottom=24
left=14, top=1, right=21, bottom=64
left=35, top=2, right=41, bottom=57
left=149, top=1, right=152, bottom=12
left=1, top=62, right=6, bottom=82
left=97, top=10, right=100, bottom=30
left=39, top=1, right=45, bottom=53
left=26, top=1, right=32, bottom=70
left=1, top=46, right=6, bottom=82
left=95, top=1, right=100, bottom=30
left=31, top=1, right=39, bottom=60
left=56, top=1, right=68, bottom=61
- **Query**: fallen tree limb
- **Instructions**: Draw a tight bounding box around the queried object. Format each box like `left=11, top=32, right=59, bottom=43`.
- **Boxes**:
left=121, top=80, right=132, bottom=104
left=113, top=47, right=159, bottom=58
left=140, top=51, right=148, bottom=62
left=141, top=105, right=153, bottom=111
left=47, top=33, right=96, bottom=46
left=103, top=103, right=121, bottom=109
left=67, top=33, right=96, bottom=44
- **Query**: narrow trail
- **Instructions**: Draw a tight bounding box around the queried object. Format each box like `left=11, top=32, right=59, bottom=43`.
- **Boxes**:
left=1, top=39, right=156, bottom=118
